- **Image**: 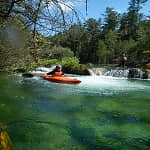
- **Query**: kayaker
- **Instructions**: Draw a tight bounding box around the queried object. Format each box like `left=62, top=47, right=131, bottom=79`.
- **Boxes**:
left=47, top=65, right=64, bottom=76
left=121, top=53, right=127, bottom=68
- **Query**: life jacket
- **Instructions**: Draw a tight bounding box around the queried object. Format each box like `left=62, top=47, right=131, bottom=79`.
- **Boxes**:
left=122, top=56, right=127, bottom=62
left=52, top=72, right=63, bottom=77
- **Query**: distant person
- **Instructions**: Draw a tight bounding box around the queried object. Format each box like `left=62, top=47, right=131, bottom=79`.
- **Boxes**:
left=121, top=53, right=127, bottom=68
left=47, top=65, right=64, bottom=76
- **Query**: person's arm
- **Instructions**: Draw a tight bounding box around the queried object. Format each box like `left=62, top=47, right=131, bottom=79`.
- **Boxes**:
left=47, top=70, right=55, bottom=75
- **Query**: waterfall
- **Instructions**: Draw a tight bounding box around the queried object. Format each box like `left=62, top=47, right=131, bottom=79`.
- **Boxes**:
left=88, top=68, right=108, bottom=76
left=104, top=69, right=129, bottom=78
left=88, top=69, right=96, bottom=76
left=128, top=68, right=143, bottom=78
left=104, top=68, right=145, bottom=79
left=88, top=67, right=129, bottom=78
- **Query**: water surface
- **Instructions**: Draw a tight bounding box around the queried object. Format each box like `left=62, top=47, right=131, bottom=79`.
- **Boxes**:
left=0, top=73, right=150, bottom=150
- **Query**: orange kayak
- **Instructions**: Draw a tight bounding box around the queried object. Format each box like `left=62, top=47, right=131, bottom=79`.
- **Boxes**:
left=42, top=75, right=81, bottom=84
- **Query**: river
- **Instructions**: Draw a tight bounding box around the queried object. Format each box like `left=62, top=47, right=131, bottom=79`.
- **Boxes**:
left=0, top=73, right=150, bottom=150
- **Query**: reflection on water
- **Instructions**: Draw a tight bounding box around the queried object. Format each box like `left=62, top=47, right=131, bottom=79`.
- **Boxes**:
left=0, top=73, right=150, bottom=150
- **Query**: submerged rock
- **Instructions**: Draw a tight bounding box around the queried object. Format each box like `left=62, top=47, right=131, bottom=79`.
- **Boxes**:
left=22, top=73, right=34, bottom=78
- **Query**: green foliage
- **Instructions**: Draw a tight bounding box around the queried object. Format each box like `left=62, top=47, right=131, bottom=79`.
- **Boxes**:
left=0, top=16, right=32, bottom=70
left=62, top=57, right=90, bottom=75
left=7, top=57, right=90, bottom=75
left=84, top=18, right=101, bottom=33
left=126, top=0, right=148, bottom=40
left=86, top=63, right=94, bottom=68
left=62, top=57, right=79, bottom=67
left=0, top=0, right=150, bottom=72
left=49, top=46, right=74, bottom=60
left=37, top=59, right=60, bottom=68
left=103, top=7, right=120, bottom=31
left=97, top=40, right=107, bottom=63
left=52, top=0, right=149, bottom=66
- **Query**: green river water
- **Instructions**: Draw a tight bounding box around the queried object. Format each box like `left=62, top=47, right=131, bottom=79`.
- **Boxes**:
left=0, top=73, right=150, bottom=150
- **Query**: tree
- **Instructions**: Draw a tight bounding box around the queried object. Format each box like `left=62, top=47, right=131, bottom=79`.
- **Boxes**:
left=0, top=0, right=81, bottom=69
left=0, top=0, right=80, bottom=35
left=127, top=0, right=148, bottom=40
left=48, top=46, right=74, bottom=60
left=0, top=16, right=32, bottom=69
left=0, top=0, right=23, bottom=20
left=103, top=7, right=120, bottom=32
left=103, top=30, right=118, bottom=63
left=83, top=18, right=101, bottom=63
left=135, top=20, right=150, bottom=63
left=119, top=13, right=129, bottom=40
left=96, top=40, right=107, bottom=64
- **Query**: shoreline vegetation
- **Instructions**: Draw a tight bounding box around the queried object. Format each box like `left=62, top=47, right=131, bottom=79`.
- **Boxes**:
left=1, top=60, right=150, bottom=80
left=1, top=57, right=90, bottom=75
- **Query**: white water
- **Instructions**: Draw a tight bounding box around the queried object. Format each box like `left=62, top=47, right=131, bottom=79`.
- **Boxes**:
left=30, top=66, right=55, bottom=75
left=21, top=74, right=150, bottom=97
left=23, top=67, right=150, bottom=96
left=104, top=69, right=129, bottom=78
left=88, top=68, right=150, bottom=80
left=88, top=69, right=96, bottom=76
left=77, top=76, right=148, bottom=90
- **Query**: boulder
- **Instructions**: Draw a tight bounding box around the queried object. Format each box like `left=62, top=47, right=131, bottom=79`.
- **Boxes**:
left=128, top=68, right=143, bottom=78
left=142, top=70, right=149, bottom=79
left=15, top=68, right=26, bottom=73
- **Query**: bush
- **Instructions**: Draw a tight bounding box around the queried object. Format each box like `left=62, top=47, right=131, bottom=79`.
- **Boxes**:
left=62, top=57, right=90, bottom=75
left=37, top=59, right=60, bottom=67
left=86, top=63, right=94, bottom=68
left=4, top=57, right=90, bottom=75
left=42, top=46, right=74, bottom=60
